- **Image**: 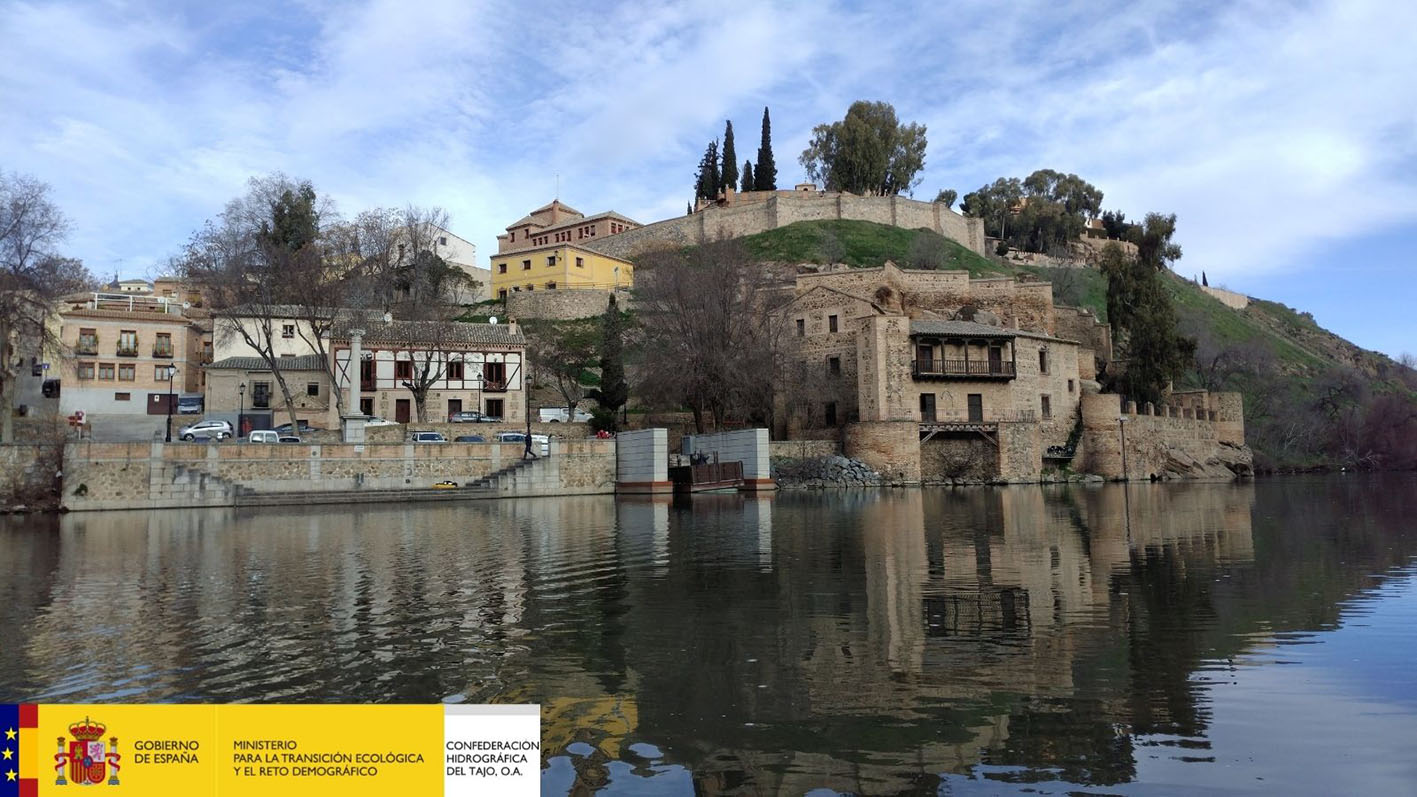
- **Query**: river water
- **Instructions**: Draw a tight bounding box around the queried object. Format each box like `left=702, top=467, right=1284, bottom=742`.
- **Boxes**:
left=2, top=476, right=1415, bottom=795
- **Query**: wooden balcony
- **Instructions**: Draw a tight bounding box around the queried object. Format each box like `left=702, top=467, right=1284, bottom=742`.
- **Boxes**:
left=913, top=358, right=1016, bottom=380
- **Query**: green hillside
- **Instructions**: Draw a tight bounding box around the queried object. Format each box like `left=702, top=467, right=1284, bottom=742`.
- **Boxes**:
left=725, top=219, right=1416, bottom=470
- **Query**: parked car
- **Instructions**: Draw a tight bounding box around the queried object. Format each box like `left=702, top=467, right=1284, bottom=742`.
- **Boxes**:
left=495, top=430, right=550, bottom=456
left=538, top=407, right=593, bottom=423
left=178, top=419, right=232, bottom=441
left=278, top=435, right=303, bottom=444
left=409, top=431, right=447, bottom=443
left=448, top=410, right=499, bottom=423
left=433, top=480, right=459, bottom=489
left=274, top=420, right=319, bottom=434
left=453, top=434, right=486, bottom=443
left=176, top=396, right=204, bottom=414
left=247, top=430, right=279, bottom=444
left=363, top=416, right=398, bottom=427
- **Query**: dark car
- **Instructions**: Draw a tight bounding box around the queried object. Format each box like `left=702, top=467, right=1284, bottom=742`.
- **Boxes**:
left=453, top=434, right=486, bottom=443
left=274, top=420, right=319, bottom=434
left=448, top=411, right=498, bottom=423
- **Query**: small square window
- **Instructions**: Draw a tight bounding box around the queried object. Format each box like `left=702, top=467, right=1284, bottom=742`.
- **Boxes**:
left=547, top=282, right=557, bottom=290
left=828, top=315, right=838, bottom=333
left=547, top=255, right=556, bottom=266
left=77, top=362, right=95, bottom=380
left=307, top=382, right=320, bottom=397
left=114, top=392, right=130, bottom=401
left=498, top=289, right=508, bottom=299
left=282, top=324, right=295, bottom=339
left=498, top=263, right=507, bottom=274
left=98, top=363, right=115, bottom=380
left=438, top=236, right=447, bottom=246
left=522, top=260, right=531, bottom=270
left=576, top=257, right=584, bottom=268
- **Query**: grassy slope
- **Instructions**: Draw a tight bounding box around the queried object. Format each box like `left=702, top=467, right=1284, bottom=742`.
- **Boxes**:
left=741, top=218, right=1008, bottom=276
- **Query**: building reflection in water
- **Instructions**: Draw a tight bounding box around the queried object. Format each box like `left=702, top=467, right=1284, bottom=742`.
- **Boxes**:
left=19, top=479, right=1417, bottom=796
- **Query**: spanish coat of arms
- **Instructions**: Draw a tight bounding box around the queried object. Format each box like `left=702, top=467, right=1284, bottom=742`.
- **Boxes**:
left=54, top=717, right=121, bottom=786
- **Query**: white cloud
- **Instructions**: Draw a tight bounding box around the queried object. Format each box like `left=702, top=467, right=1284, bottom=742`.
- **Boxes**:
left=1, top=0, right=1414, bottom=317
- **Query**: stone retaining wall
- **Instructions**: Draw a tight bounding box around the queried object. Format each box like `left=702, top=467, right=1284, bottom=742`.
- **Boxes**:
left=61, top=438, right=617, bottom=511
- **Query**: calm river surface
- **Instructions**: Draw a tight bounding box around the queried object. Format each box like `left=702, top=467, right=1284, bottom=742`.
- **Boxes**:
left=3, top=476, right=1416, bottom=795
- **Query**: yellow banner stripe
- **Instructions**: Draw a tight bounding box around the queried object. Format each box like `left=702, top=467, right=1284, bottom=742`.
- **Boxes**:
left=19, top=727, right=36, bottom=778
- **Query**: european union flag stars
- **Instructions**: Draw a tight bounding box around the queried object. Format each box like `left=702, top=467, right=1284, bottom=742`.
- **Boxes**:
left=0, top=704, right=36, bottom=797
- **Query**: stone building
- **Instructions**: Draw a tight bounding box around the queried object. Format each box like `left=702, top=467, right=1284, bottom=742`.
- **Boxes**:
left=773, top=262, right=1246, bottom=482
left=204, top=310, right=526, bottom=429
left=491, top=199, right=638, bottom=299
left=56, top=292, right=209, bottom=420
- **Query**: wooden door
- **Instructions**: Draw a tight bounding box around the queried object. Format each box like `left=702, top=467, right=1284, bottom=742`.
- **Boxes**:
left=395, top=399, right=411, bottom=423
left=919, top=393, right=937, bottom=423
left=988, top=345, right=1003, bottom=374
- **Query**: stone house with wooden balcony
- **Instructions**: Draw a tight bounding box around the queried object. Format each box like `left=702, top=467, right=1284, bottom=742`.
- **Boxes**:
left=775, top=262, right=1107, bottom=481
left=56, top=292, right=208, bottom=419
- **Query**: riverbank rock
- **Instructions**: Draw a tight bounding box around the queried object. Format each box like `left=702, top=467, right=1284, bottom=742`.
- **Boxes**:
left=772, top=455, right=883, bottom=488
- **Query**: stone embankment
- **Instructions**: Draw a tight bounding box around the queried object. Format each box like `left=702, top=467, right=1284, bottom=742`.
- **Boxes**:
left=772, top=455, right=883, bottom=488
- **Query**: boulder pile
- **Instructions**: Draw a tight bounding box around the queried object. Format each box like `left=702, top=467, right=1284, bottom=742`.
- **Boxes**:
left=772, top=455, right=883, bottom=488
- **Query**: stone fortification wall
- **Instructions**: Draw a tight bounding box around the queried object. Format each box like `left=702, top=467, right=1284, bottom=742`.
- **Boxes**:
left=506, top=287, right=631, bottom=320
left=1077, top=392, right=1251, bottom=480
left=61, top=438, right=617, bottom=510
left=586, top=193, right=987, bottom=260
left=1053, top=306, right=1113, bottom=372
left=798, top=265, right=1055, bottom=335
left=1200, top=285, right=1249, bottom=310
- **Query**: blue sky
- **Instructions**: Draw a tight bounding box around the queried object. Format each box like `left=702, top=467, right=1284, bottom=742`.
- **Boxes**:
left=3, top=0, right=1414, bottom=357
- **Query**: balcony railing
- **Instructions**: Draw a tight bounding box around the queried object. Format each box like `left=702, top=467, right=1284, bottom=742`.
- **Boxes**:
left=116, top=346, right=139, bottom=358
left=481, top=379, right=508, bottom=392
left=913, top=358, right=1016, bottom=379
left=75, top=344, right=98, bottom=355
left=152, top=346, right=174, bottom=358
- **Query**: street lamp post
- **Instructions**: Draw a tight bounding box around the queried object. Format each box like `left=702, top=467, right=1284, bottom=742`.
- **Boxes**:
left=1117, top=415, right=1130, bottom=481
left=238, top=382, right=246, bottom=438
left=164, top=365, right=178, bottom=442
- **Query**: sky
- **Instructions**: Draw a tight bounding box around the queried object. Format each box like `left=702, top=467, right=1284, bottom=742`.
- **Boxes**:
left=2, top=0, right=1414, bottom=357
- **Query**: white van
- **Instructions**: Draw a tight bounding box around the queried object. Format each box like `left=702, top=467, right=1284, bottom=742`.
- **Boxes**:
left=247, top=430, right=279, bottom=443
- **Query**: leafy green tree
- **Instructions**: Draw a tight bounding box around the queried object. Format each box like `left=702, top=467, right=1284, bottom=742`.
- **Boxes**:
left=934, top=188, right=957, bottom=208
left=1101, top=236, right=1194, bottom=405
left=720, top=121, right=738, bottom=191
left=740, top=161, right=754, bottom=193
left=1131, top=212, right=1182, bottom=270
left=800, top=100, right=927, bottom=195
left=1021, top=169, right=1103, bottom=218
left=588, top=294, right=629, bottom=430
left=754, top=107, right=777, bottom=190
left=960, top=177, right=1023, bottom=238
left=1101, top=209, right=1130, bottom=239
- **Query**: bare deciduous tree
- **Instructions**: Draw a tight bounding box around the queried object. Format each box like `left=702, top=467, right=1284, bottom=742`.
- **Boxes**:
left=1, top=171, right=95, bottom=442
left=635, top=240, right=784, bottom=432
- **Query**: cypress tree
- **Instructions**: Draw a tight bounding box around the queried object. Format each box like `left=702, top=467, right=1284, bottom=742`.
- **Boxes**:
left=721, top=121, right=738, bottom=191
left=695, top=140, right=721, bottom=200
left=590, top=294, right=629, bottom=431
left=754, top=106, right=777, bottom=190
left=741, top=161, right=754, bottom=193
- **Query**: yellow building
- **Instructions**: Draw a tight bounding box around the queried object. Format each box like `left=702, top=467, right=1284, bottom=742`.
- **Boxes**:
left=491, top=200, right=638, bottom=299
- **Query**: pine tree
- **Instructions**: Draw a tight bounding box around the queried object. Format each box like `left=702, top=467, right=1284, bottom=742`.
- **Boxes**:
left=754, top=106, right=777, bottom=190
left=721, top=121, right=737, bottom=191
left=1202, top=271, right=1208, bottom=287
left=687, top=200, right=693, bottom=216
left=741, top=161, right=754, bottom=193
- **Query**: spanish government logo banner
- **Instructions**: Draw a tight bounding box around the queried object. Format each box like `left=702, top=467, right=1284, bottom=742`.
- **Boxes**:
left=0, top=703, right=538, bottom=796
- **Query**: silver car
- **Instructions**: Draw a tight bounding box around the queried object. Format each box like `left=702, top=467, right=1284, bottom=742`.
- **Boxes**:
left=177, top=419, right=233, bottom=441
